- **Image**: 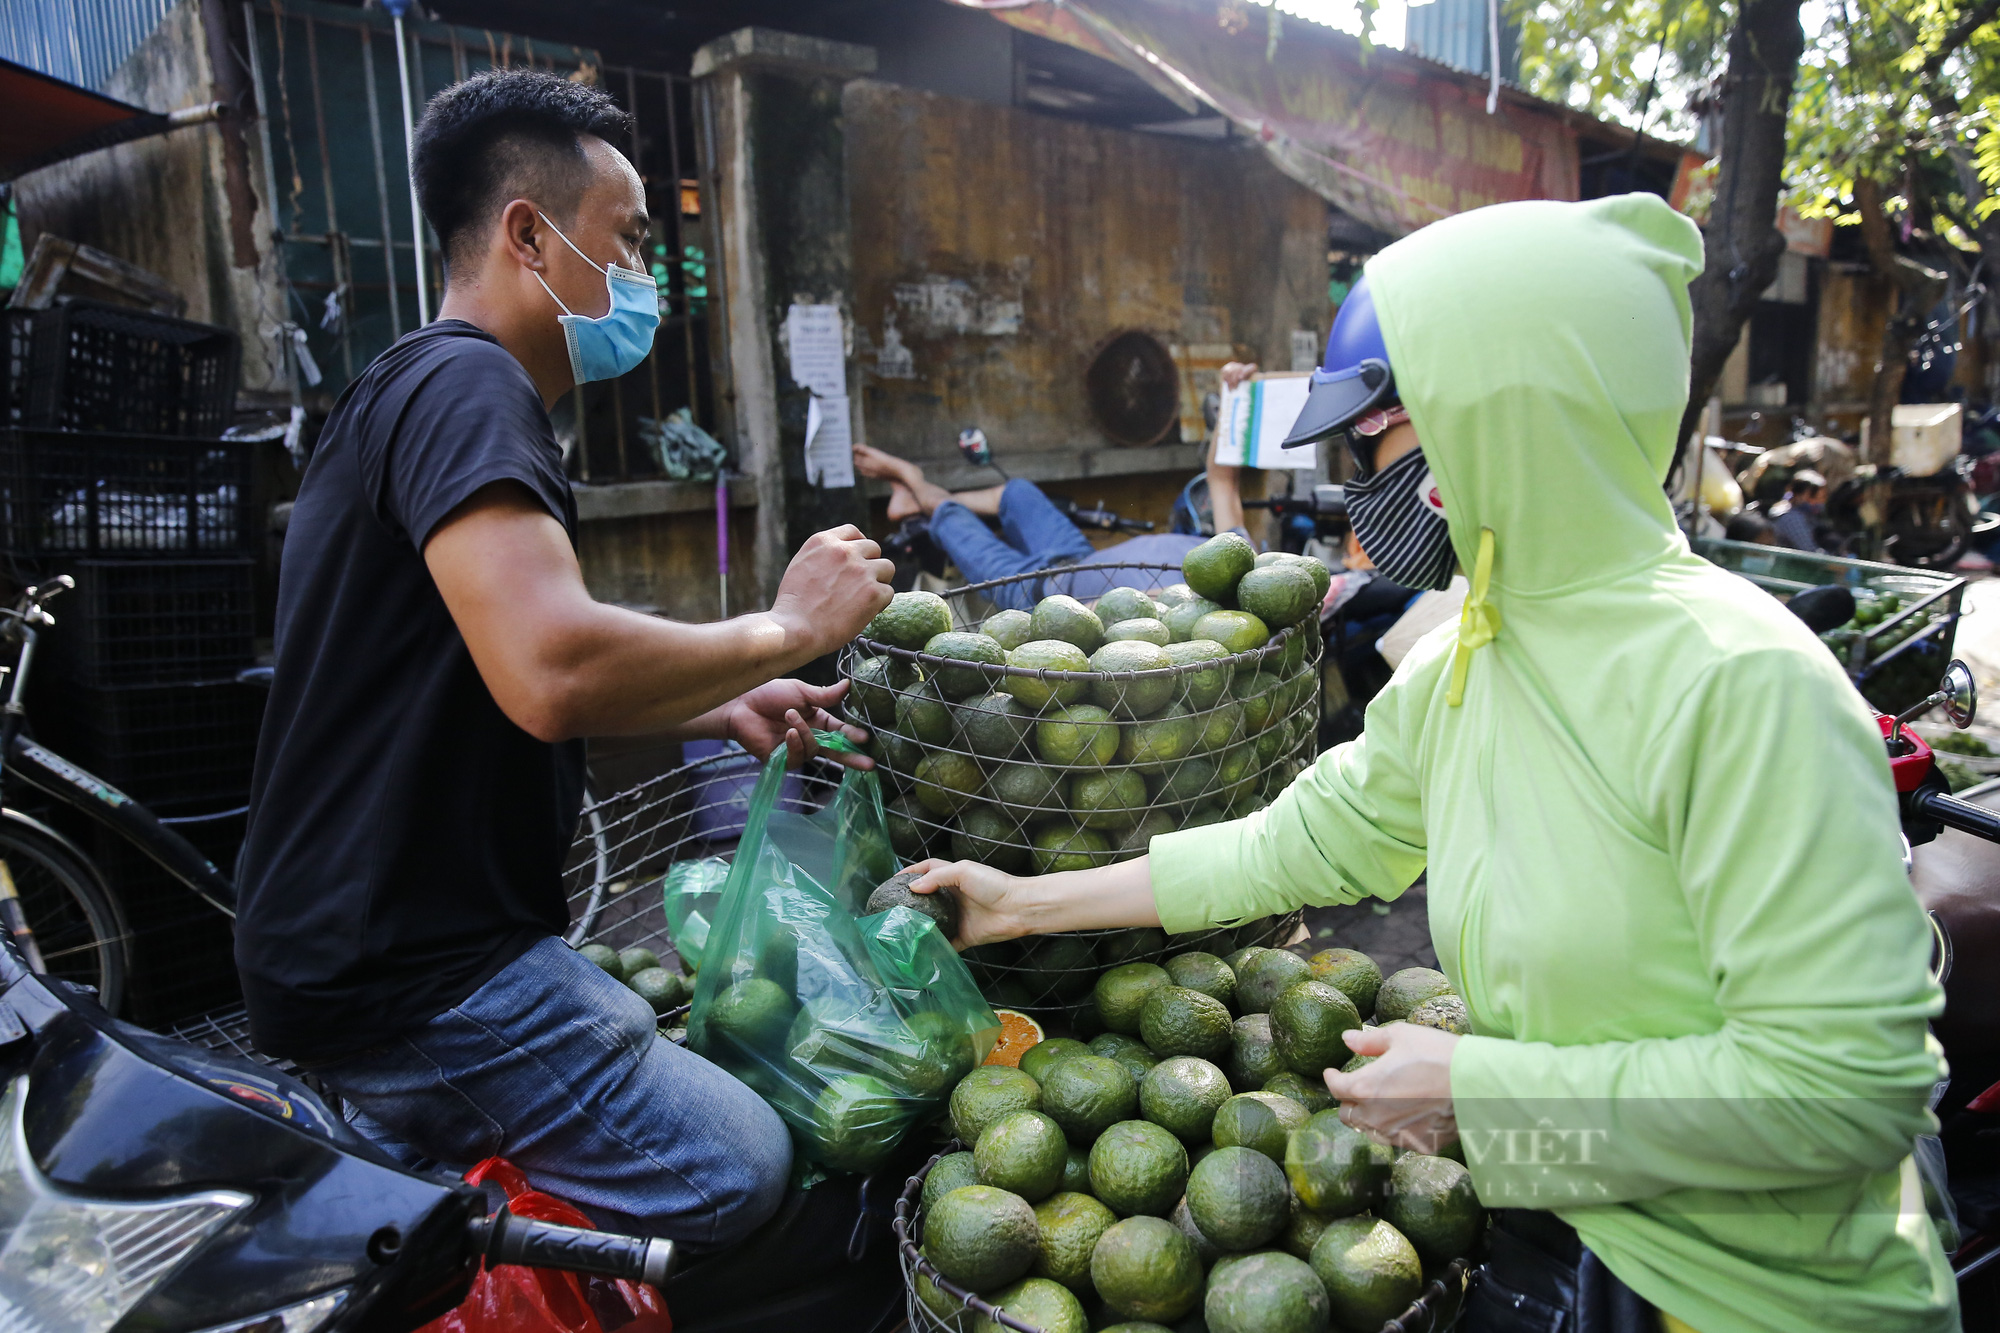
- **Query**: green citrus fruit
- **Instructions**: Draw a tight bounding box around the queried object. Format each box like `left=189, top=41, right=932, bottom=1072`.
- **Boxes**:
left=1090, top=1215, right=1203, bottom=1322
left=982, top=608, right=1035, bottom=651
left=865, top=591, right=953, bottom=651
left=1029, top=595, right=1106, bottom=654
left=1193, top=610, right=1271, bottom=655
left=926, top=631, right=1010, bottom=701
left=1002, top=640, right=1092, bottom=710
left=1182, top=532, right=1257, bottom=603
left=1072, top=768, right=1150, bottom=829
left=926, top=1184, right=1039, bottom=1292
left=975, top=1109, right=1068, bottom=1201
left=1036, top=704, right=1121, bottom=768
left=1030, top=823, right=1113, bottom=873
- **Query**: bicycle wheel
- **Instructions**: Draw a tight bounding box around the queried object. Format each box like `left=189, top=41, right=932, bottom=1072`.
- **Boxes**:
left=0, top=814, right=129, bottom=1014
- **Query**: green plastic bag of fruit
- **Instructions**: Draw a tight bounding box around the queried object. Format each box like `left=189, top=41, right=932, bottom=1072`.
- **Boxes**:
left=687, top=733, right=1000, bottom=1173
left=661, top=856, right=729, bottom=972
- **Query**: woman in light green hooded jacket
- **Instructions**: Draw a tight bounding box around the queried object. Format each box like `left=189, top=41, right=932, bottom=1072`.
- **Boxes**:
left=912, top=194, right=1955, bottom=1332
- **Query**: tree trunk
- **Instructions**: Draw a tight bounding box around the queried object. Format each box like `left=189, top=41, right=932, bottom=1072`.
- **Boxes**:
left=1674, top=0, right=1808, bottom=475
left=1853, top=176, right=1947, bottom=466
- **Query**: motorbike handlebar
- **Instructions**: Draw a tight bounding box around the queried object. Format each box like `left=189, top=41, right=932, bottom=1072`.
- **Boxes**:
left=1911, top=787, right=2000, bottom=843
left=467, top=1207, right=675, bottom=1287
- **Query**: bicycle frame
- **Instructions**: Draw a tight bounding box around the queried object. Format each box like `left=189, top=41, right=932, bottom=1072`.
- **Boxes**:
left=0, top=593, right=235, bottom=919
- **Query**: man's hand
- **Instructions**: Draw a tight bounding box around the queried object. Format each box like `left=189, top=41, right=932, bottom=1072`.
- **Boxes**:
left=722, top=678, right=872, bottom=770
left=907, top=859, right=1032, bottom=948
left=770, top=525, right=894, bottom=657
left=1321, top=1023, right=1460, bottom=1154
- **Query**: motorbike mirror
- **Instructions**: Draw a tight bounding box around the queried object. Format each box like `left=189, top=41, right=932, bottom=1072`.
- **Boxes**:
left=1787, top=584, right=1855, bottom=635
left=957, top=427, right=992, bottom=468
left=1942, top=659, right=1978, bottom=729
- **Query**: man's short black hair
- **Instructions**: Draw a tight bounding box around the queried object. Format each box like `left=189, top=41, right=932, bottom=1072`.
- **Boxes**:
left=412, top=68, right=634, bottom=270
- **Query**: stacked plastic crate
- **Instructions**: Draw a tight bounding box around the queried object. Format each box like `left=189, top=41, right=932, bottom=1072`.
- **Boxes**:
left=2, top=299, right=258, bottom=1025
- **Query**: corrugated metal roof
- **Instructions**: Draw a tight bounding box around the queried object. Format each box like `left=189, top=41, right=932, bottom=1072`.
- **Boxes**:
left=0, top=0, right=178, bottom=91
left=1403, top=0, right=1516, bottom=79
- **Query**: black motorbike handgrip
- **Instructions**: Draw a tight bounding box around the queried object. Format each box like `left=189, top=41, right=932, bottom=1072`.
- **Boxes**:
left=469, top=1207, right=675, bottom=1287
left=1912, top=788, right=2000, bottom=843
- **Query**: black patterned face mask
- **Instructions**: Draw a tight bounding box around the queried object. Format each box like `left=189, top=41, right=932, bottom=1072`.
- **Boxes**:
left=1342, top=445, right=1457, bottom=591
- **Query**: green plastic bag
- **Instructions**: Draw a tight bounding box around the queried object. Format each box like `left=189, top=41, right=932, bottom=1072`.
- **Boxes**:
left=687, top=734, right=1000, bottom=1173
left=662, top=856, right=729, bottom=972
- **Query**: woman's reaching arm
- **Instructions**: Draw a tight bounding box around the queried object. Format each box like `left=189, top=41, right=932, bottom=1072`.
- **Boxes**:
left=909, top=855, right=1160, bottom=948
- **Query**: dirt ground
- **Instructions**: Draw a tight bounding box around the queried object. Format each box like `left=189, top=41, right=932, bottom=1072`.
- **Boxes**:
left=1297, top=879, right=1438, bottom=974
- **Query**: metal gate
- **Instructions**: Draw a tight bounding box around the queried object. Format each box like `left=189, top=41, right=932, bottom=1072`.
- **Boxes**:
left=245, top=0, right=713, bottom=482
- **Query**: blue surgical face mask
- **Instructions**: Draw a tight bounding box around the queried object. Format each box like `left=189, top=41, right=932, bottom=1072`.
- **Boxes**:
left=533, top=211, right=659, bottom=385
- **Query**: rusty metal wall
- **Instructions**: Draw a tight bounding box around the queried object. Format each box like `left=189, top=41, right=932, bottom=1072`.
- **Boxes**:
left=0, top=0, right=178, bottom=89
left=843, top=80, right=1329, bottom=487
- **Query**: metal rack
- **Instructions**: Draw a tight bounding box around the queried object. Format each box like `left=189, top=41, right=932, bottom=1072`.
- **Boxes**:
left=1693, top=536, right=1965, bottom=711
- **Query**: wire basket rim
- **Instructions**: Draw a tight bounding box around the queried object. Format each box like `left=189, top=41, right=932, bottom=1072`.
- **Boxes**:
left=853, top=619, right=1313, bottom=685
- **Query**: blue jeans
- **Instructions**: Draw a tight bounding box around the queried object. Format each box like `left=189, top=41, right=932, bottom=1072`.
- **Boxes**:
left=931, top=478, right=1206, bottom=610
left=311, top=934, right=792, bottom=1250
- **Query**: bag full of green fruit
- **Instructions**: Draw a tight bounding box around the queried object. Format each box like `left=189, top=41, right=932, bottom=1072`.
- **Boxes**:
left=686, top=731, right=1002, bottom=1174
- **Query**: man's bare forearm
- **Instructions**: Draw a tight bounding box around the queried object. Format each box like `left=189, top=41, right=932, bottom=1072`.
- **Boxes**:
left=538, top=602, right=821, bottom=738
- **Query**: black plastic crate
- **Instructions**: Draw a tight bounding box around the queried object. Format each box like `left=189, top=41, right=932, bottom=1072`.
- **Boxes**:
left=36, top=676, right=264, bottom=807
left=0, top=428, right=255, bottom=556
left=1, top=309, right=31, bottom=429
left=22, top=300, right=239, bottom=437
left=50, top=559, right=257, bottom=686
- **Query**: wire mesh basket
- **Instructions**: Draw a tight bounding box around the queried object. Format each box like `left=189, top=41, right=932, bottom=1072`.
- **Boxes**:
left=893, top=1146, right=1477, bottom=1333
left=838, top=563, right=1320, bottom=1015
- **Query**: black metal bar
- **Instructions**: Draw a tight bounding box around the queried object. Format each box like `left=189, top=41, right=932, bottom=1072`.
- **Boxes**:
left=358, top=24, right=404, bottom=336
left=7, top=733, right=236, bottom=917
left=665, top=71, right=700, bottom=426
left=626, top=65, right=664, bottom=446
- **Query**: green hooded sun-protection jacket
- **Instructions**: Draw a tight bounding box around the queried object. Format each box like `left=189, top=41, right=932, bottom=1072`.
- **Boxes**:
left=1149, top=194, right=1956, bottom=1332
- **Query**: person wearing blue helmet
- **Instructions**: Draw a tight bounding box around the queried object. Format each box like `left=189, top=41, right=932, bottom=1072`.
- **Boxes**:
left=913, top=194, right=1953, bottom=1332
left=1282, top=275, right=1458, bottom=593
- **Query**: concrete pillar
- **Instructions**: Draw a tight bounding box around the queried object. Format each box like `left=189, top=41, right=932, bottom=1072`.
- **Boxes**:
left=693, top=28, right=877, bottom=609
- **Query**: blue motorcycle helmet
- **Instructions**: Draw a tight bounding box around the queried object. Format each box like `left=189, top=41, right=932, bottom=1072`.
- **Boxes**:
left=1280, top=274, right=1396, bottom=456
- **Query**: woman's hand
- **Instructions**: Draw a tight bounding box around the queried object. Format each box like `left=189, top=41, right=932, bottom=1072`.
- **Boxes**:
left=1321, top=1023, right=1460, bottom=1154
left=907, top=859, right=1031, bottom=948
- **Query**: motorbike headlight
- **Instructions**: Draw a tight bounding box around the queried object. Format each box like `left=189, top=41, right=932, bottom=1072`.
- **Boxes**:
left=0, top=1080, right=252, bottom=1333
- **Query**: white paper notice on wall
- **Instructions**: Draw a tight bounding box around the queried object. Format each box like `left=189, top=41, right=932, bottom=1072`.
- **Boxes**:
left=1213, top=373, right=1317, bottom=470
left=805, top=394, right=855, bottom=488
left=785, top=303, right=846, bottom=397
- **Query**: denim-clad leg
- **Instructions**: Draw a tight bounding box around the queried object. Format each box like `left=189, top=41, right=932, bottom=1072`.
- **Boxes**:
left=312, top=935, right=791, bottom=1250
left=928, top=479, right=1096, bottom=611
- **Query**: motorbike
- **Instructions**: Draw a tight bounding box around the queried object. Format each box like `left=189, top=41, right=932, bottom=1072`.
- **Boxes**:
left=1733, top=420, right=1983, bottom=569
left=0, top=927, right=919, bottom=1332
left=1863, top=658, right=2000, bottom=1310
left=0, top=936, right=677, bottom=1332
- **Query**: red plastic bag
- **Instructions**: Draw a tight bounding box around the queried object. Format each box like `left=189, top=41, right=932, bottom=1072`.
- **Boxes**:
left=418, top=1158, right=671, bottom=1333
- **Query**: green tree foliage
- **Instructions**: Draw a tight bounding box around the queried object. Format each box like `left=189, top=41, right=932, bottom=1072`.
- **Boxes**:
left=1513, top=0, right=1733, bottom=138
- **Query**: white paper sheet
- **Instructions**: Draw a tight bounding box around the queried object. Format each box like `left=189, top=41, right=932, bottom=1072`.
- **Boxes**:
left=1246, top=374, right=1316, bottom=470
left=785, top=303, right=846, bottom=397
left=805, top=393, right=855, bottom=488
left=1212, top=374, right=1317, bottom=470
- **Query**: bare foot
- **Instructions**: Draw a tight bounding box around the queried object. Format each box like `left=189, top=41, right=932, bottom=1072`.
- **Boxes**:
left=887, top=482, right=921, bottom=522
left=853, top=442, right=922, bottom=488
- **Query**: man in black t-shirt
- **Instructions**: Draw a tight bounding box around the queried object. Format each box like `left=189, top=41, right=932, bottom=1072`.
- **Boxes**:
left=235, top=70, right=893, bottom=1249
